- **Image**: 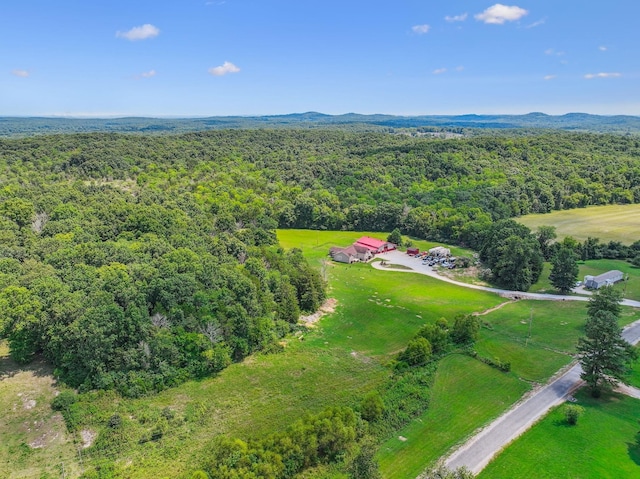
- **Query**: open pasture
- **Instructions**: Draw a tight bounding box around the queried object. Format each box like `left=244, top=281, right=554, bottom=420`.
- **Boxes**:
left=517, top=204, right=640, bottom=244
left=377, top=354, right=530, bottom=479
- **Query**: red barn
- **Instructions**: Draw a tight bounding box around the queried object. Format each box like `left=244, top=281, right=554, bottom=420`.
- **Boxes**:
left=355, top=236, right=396, bottom=254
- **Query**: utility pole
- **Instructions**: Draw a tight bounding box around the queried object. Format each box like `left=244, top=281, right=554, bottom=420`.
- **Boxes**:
left=624, top=273, right=629, bottom=298
left=525, top=307, right=533, bottom=346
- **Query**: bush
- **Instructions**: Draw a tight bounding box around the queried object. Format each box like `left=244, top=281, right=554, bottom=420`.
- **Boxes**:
left=360, top=391, right=384, bottom=422
left=451, top=314, right=480, bottom=345
left=399, top=337, right=432, bottom=366
left=51, top=390, right=77, bottom=411
left=564, top=404, right=585, bottom=425
left=476, top=355, right=511, bottom=372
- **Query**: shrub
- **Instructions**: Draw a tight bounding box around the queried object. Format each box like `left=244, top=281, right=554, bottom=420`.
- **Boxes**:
left=51, top=390, right=77, bottom=411
left=399, top=337, right=432, bottom=366
left=360, top=391, right=384, bottom=422
left=451, top=314, right=480, bottom=344
left=107, top=414, right=122, bottom=429
left=564, top=404, right=585, bottom=425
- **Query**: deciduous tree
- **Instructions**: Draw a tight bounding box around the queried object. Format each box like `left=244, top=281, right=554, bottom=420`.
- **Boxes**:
left=549, top=245, right=579, bottom=294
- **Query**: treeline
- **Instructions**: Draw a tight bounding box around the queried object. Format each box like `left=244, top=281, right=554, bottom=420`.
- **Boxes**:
left=2, top=129, right=640, bottom=245
left=1, top=129, right=640, bottom=390
left=0, top=174, right=324, bottom=396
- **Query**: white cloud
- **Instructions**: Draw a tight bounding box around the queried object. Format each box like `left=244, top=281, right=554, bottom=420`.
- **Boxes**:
left=433, top=68, right=447, bottom=75
left=544, top=48, right=564, bottom=56
left=412, top=24, right=431, bottom=34
left=543, top=75, right=556, bottom=80
left=138, top=70, right=156, bottom=79
left=11, top=69, right=29, bottom=77
left=475, top=4, right=528, bottom=24
left=526, top=18, right=546, bottom=28
left=116, top=24, right=160, bottom=41
left=445, top=13, right=468, bottom=22
left=208, top=61, right=240, bottom=76
left=584, top=72, right=621, bottom=79
left=599, top=46, right=607, bottom=51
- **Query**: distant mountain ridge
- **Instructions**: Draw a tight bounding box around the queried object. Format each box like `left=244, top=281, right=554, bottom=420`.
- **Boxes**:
left=1, top=112, right=640, bottom=136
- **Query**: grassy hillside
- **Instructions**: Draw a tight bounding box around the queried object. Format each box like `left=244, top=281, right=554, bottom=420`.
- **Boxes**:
left=3, top=229, right=635, bottom=478
left=517, top=204, right=640, bottom=244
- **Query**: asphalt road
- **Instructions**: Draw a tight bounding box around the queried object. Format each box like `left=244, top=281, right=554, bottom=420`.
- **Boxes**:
left=371, top=250, right=640, bottom=475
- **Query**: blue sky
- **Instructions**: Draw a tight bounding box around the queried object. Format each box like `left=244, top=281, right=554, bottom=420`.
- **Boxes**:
left=2, top=1, right=639, bottom=117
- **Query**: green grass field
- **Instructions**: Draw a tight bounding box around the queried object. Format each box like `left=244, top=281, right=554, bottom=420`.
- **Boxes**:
left=478, top=389, right=640, bottom=479
left=4, top=229, right=634, bottom=478
left=517, top=204, right=640, bottom=244
left=628, top=359, right=640, bottom=389
left=8, top=230, right=498, bottom=478
left=530, top=258, right=640, bottom=301
left=377, top=354, right=530, bottom=479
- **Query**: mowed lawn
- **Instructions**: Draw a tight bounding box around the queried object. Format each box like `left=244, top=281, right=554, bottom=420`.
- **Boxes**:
left=530, top=258, right=640, bottom=302
left=517, top=204, right=640, bottom=244
left=475, top=300, right=586, bottom=382
left=377, top=355, right=530, bottom=479
left=478, top=389, right=640, bottom=479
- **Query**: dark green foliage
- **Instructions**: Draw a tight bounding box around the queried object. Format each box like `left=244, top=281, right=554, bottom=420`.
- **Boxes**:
left=370, top=365, right=436, bottom=437
left=108, top=414, right=122, bottom=429
left=536, top=226, right=557, bottom=260
left=475, top=355, right=511, bottom=372
left=549, top=246, right=579, bottom=294
left=0, top=136, right=328, bottom=396
left=578, top=287, right=637, bottom=396
left=479, top=220, right=543, bottom=291
left=2, top=128, right=640, bottom=397
left=51, top=390, right=78, bottom=411
left=451, top=314, right=480, bottom=345
left=399, top=337, right=433, bottom=366
left=415, top=320, right=450, bottom=354
left=347, top=436, right=381, bottom=479
left=564, top=404, right=585, bottom=425
left=587, top=286, right=623, bottom=317
left=387, top=228, right=403, bottom=247
left=199, top=407, right=360, bottom=479
left=359, top=391, right=384, bottom=422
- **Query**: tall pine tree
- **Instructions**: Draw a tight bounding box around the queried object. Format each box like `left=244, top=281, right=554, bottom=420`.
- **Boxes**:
left=577, top=287, right=637, bottom=397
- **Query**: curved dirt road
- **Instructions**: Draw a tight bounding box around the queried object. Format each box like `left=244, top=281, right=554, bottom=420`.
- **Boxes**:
left=370, top=250, right=640, bottom=475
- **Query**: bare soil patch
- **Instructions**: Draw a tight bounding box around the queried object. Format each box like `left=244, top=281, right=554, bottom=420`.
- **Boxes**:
left=299, top=298, right=338, bottom=327
left=81, top=429, right=97, bottom=449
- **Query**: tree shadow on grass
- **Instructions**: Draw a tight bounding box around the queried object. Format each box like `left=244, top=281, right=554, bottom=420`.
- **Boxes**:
left=0, top=353, right=56, bottom=382
left=628, top=426, right=640, bottom=466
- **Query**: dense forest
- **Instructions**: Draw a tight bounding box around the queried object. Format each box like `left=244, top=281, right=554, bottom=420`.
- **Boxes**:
left=2, top=112, right=640, bottom=137
left=1, top=129, right=640, bottom=395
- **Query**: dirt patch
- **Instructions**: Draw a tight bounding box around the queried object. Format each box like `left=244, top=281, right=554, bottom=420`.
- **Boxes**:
left=473, top=300, right=515, bottom=316
left=81, top=429, right=97, bottom=449
left=350, top=351, right=372, bottom=364
left=300, top=298, right=338, bottom=327
left=439, top=265, right=488, bottom=285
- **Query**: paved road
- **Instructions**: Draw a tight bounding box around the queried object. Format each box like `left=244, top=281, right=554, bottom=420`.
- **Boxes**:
left=445, top=317, right=640, bottom=475
left=373, top=250, right=640, bottom=308
left=371, top=250, right=640, bottom=475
